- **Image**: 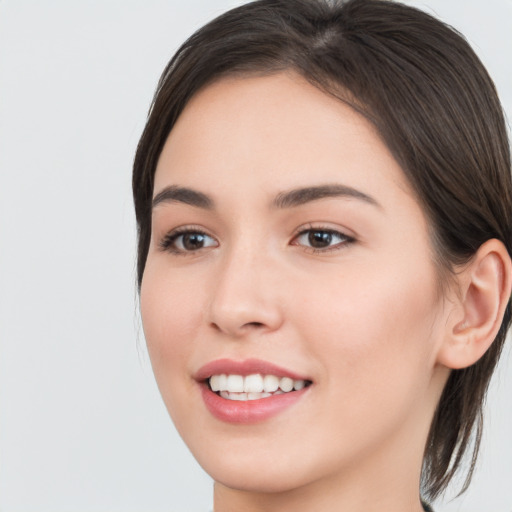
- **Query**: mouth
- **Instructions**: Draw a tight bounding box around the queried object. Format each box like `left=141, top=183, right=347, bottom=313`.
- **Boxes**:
left=207, top=373, right=312, bottom=401
left=196, top=358, right=313, bottom=423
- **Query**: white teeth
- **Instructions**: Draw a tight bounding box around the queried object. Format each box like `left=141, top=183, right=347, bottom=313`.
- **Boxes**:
left=218, top=374, right=227, bottom=390
left=220, top=391, right=275, bottom=401
left=210, top=375, right=220, bottom=392
left=210, top=374, right=228, bottom=392
left=210, top=373, right=309, bottom=398
left=293, top=379, right=305, bottom=391
left=226, top=374, right=244, bottom=393
left=248, top=392, right=272, bottom=400
left=279, top=377, right=294, bottom=392
left=263, top=374, right=279, bottom=392
left=244, top=374, right=263, bottom=393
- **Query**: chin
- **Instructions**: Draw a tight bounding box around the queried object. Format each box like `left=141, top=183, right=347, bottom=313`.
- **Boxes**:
left=207, top=461, right=312, bottom=494
left=188, top=435, right=334, bottom=495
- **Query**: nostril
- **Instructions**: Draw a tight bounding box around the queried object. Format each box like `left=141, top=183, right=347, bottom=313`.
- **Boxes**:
left=210, top=322, right=222, bottom=332
left=209, top=320, right=267, bottom=336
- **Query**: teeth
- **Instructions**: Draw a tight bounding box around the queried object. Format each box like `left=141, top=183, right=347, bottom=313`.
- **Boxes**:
left=209, top=374, right=223, bottom=392
left=248, top=392, right=272, bottom=400
left=209, top=373, right=308, bottom=398
left=279, top=377, right=293, bottom=392
left=263, top=374, right=279, bottom=392
left=293, top=379, right=305, bottom=390
left=226, top=374, right=244, bottom=392
left=220, top=391, right=277, bottom=401
left=244, top=374, right=263, bottom=393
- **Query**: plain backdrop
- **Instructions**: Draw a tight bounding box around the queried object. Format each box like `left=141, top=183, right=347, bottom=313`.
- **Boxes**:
left=0, top=1, right=511, bottom=511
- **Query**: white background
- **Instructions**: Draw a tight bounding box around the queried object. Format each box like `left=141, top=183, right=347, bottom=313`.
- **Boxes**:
left=0, top=1, right=510, bottom=511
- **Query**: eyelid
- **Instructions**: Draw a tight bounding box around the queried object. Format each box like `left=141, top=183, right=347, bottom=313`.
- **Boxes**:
left=290, top=223, right=355, bottom=253
left=291, top=222, right=355, bottom=239
left=158, top=225, right=219, bottom=254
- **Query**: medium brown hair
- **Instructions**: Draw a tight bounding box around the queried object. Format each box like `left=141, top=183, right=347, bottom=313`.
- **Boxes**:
left=132, top=0, right=512, bottom=500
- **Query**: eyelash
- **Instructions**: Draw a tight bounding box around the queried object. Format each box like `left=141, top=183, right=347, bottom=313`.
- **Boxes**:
left=159, top=226, right=218, bottom=255
left=290, top=225, right=355, bottom=254
left=158, top=225, right=355, bottom=255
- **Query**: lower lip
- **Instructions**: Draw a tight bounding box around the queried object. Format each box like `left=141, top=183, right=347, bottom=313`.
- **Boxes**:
left=200, top=384, right=310, bottom=424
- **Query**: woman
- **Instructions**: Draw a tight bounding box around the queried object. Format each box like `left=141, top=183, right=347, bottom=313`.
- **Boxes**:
left=132, top=0, right=512, bottom=510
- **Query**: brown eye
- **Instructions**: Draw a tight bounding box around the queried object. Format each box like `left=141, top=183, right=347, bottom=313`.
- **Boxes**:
left=181, top=233, right=207, bottom=250
left=308, top=230, right=333, bottom=248
left=293, top=229, right=353, bottom=252
left=160, top=230, right=218, bottom=253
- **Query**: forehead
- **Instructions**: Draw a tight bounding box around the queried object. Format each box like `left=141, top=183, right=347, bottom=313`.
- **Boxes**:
left=154, top=72, right=415, bottom=208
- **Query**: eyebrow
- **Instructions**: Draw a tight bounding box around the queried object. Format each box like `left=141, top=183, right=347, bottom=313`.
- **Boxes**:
left=272, top=184, right=380, bottom=209
left=152, top=185, right=214, bottom=210
left=151, top=183, right=380, bottom=211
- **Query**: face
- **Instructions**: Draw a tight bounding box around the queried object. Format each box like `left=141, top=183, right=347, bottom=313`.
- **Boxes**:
left=140, top=73, right=451, bottom=496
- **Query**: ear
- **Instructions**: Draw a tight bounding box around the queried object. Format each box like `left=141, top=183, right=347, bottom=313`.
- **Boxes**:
left=437, top=239, right=512, bottom=370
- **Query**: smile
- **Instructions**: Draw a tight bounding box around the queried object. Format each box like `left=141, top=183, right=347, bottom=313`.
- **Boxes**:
left=196, top=359, right=313, bottom=423
left=209, top=373, right=309, bottom=401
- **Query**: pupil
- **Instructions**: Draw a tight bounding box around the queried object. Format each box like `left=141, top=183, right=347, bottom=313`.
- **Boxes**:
left=308, top=230, right=332, bottom=248
left=183, top=233, right=205, bottom=250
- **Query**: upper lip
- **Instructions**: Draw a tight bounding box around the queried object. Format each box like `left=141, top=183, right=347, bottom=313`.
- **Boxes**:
left=195, top=358, right=311, bottom=382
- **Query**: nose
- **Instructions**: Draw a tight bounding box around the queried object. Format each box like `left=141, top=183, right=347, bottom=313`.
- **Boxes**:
left=207, top=246, right=284, bottom=338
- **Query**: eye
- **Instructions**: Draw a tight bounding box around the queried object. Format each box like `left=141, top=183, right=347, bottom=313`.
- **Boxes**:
left=291, top=228, right=353, bottom=252
left=160, top=229, right=218, bottom=254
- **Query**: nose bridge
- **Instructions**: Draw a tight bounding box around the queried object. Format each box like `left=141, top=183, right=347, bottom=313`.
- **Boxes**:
left=208, top=235, right=282, bottom=336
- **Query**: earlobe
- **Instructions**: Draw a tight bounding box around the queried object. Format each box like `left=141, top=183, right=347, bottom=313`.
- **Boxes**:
left=437, top=239, right=512, bottom=370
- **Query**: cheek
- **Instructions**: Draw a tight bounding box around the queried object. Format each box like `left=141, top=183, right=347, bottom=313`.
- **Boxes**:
left=140, top=261, right=204, bottom=385
left=280, top=265, right=442, bottom=476
left=294, top=256, right=441, bottom=409
left=139, top=261, right=215, bottom=439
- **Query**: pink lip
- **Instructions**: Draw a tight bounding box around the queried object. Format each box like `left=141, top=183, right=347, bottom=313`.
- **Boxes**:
left=195, top=358, right=312, bottom=424
left=195, top=358, right=310, bottom=381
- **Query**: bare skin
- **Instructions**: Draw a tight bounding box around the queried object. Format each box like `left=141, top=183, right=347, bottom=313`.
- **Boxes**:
left=140, top=72, right=511, bottom=512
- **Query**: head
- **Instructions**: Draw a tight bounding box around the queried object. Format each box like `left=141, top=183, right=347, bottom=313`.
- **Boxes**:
left=132, top=0, right=512, bottom=503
